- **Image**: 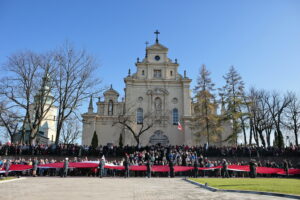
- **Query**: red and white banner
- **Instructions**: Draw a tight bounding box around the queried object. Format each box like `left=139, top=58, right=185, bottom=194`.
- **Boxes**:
left=2, top=163, right=300, bottom=175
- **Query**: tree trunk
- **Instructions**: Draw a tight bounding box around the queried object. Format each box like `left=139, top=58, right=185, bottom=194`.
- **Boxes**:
left=277, top=130, right=284, bottom=148
left=253, top=130, right=259, bottom=146
left=55, top=118, right=63, bottom=145
left=206, top=120, right=210, bottom=145
left=249, top=125, right=253, bottom=145
left=10, top=134, right=15, bottom=144
left=232, top=119, right=238, bottom=146
left=135, top=136, right=140, bottom=147
left=266, top=130, right=271, bottom=147
left=241, top=120, right=247, bottom=145
left=258, top=130, right=266, bottom=147
left=29, top=127, right=39, bottom=145
left=295, top=132, right=299, bottom=146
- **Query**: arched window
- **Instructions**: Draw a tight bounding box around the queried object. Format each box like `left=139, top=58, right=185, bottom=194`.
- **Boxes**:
left=137, top=108, right=143, bottom=124
left=108, top=100, right=113, bottom=115
left=154, top=70, right=162, bottom=78
left=142, top=70, right=145, bottom=75
left=172, top=108, right=178, bottom=125
left=170, top=70, right=173, bottom=76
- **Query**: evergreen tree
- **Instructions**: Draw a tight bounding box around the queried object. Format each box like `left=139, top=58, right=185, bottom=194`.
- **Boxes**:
left=91, top=131, right=98, bottom=148
left=119, top=133, right=123, bottom=147
left=221, top=66, right=245, bottom=145
left=192, top=65, right=221, bottom=145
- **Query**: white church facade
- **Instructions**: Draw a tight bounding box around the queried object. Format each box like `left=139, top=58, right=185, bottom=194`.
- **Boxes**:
left=82, top=32, right=231, bottom=146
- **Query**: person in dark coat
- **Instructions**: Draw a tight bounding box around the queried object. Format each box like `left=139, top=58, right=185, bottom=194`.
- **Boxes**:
left=62, top=158, right=69, bottom=177
left=221, top=159, right=229, bottom=178
left=32, top=157, right=38, bottom=177
left=249, top=159, right=257, bottom=178
left=169, top=160, right=174, bottom=178
left=4, top=159, right=11, bottom=177
left=98, top=158, right=105, bottom=178
left=123, top=157, right=130, bottom=178
left=146, top=159, right=152, bottom=178
left=283, top=160, right=289, bottom=176
left=193, top=160, right=199, bottom=178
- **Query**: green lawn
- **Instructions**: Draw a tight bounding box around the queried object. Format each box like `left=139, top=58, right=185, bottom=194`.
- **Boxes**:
left=0, top=177, right=15, bottom=181
left=189, top=178, right=300, bottom=196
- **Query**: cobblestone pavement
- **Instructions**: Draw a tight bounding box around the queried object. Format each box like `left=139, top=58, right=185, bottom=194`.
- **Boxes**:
left=0, top=177, right=293, bottom=200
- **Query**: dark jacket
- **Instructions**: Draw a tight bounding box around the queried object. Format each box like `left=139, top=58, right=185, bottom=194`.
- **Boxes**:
left=222, top=161, right=228, bottom=170
left=123, top=159, right=130, bottom=169
left=146, top=160, right=152, bottom=171
left=33, top=159, right=38, bottom=171
left=98, top=160, right=105, bottom=169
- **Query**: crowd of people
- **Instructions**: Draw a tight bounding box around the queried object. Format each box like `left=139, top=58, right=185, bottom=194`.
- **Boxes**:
left=0, top=143, right=298, bottom=178
left=1, top=142, right=300, bottom=158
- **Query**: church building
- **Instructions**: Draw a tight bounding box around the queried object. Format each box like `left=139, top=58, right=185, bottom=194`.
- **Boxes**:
left=82, top=31, right=231, bottom=146
left=14, top=74, right=57, bottom=145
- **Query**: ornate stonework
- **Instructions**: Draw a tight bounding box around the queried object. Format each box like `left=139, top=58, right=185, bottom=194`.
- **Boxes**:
left=82, top=35, right=231, bottom=146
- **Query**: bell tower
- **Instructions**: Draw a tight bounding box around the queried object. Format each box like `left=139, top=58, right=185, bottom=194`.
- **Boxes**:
left=133, top=30, right=179, bottom=81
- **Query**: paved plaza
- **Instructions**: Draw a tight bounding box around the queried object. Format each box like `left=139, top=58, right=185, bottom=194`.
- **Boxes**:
left=0, top=177, right=293, bottom=200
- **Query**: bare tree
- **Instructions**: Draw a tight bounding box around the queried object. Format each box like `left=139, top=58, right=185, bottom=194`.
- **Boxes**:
left=0, top=51, right=56, bottom=144
left=265, top=92, right=291, bottom=148
left=112, top=106, right=155, bottom=146
left=52, top=42, right=102, bottom=145
left=246, top=89, right=277, bottom=147
left=259, top=92, right=275, bottom=147
left=249, top=89, right=271, bottom=147
left=60, top=117, right=81, bottom=145
left=284, top=92, right=300, bottom=146
left=0, top=101, right=21, bottom=142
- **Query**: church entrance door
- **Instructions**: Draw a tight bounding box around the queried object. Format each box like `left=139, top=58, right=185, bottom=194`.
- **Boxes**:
left=149, top=130, right=169, bottom=146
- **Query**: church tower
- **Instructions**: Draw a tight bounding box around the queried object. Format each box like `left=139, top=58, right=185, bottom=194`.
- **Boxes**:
left=32, top=74, right=57, bottom=144
left=16, top=74, right=58, bottom=144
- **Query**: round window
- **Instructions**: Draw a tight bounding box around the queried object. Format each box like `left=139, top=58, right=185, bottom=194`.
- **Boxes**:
left=138, top=97, right=143, bottom=102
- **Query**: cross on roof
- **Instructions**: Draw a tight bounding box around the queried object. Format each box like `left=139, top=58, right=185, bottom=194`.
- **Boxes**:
left=154, top=30, right=160, bottom=43
left=145, top=41, right=149, bottom=58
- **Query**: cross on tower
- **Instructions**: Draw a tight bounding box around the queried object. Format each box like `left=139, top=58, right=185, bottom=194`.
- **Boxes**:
left=154, top=30, right=160, bottom=43
left=145, top=41, right=149, bottom=58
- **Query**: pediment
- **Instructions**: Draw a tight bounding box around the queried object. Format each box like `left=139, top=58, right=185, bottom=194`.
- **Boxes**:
left=147, top=43, right=168, bottom=51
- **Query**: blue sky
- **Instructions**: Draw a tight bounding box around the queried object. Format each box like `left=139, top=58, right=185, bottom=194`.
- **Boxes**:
left=1, top=0, right=300, bottom=111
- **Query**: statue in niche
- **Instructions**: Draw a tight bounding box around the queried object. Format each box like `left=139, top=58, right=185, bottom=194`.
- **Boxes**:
left=154, top=97, right=162, bottom=111
left=108, top=100, right=113, bottom=115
